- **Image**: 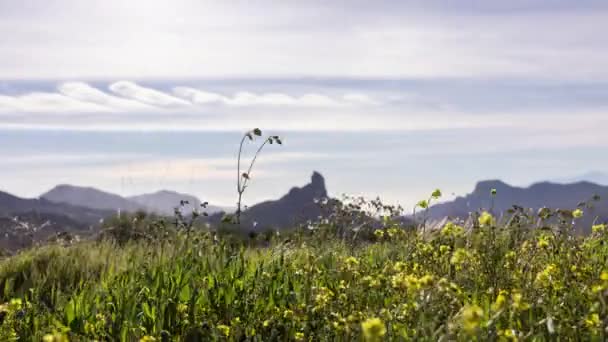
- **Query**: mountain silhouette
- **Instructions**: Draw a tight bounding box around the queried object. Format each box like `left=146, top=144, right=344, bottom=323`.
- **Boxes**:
left=428, top=180, right=608, bottom=233
left=210, top=171, right=328, bottom=230
left=42, top=185, right=224, bottom=216
left=0, top=190, right=111, bottom=225
left=42, top=185, right=139, bottom=212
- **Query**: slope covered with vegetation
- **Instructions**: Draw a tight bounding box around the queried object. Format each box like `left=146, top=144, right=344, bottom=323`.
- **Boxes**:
left=0, top=207, right=607, bottom=341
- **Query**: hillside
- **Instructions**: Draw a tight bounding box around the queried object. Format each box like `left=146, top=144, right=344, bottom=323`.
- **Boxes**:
left=0, top=190, right=111, bottom=225
left=428, top=180, right=608, bottom=232
left=42, top=185, right=140, bottom=212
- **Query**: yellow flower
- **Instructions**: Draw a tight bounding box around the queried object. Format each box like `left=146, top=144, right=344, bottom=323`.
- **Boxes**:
left=601, top=271, right=608, bottom=281
left=139, top=337, right=156, bottom=342
left=536, top=235, right=550, bottom=249
left=592, top=224, right=606, bottom=234
left=498, top=328, right=518, bottom=341
left=345, top=256, right=359, bottom=268
left=387, top=227, right=399, bottom=238
left=441, top=222, right=465, bottom=238
left=295, top=332, right=305, bottom=341
left=585, top=313, right=601, bottom=329
left=8, top=298, right=22, bottom=311
left=478, top=211, right=495, bottom=227
left=535, top=263, right=560, bottom=289
left=361, top=317, right=386, bottom=341
left=492, top=290, right=508, bottom=311
left=511, top=291, right=530, bottom=311
left=43, top=333, right=69, bottom=342
left=573, top=208, right=583, bottom=218
left=217, top=324, right=231, bottom=337
left=374, top=230, right=385, bottom=238
left=461, top=304, right=484, bottom=335
left=283, top=309, right=294, bottom=319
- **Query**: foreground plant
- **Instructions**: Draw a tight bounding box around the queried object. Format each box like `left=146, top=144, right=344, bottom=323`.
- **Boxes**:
left=233, top=128, right=282, bottom=224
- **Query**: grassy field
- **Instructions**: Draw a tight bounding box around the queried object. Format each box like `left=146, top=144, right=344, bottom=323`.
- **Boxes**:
left=0, top=212, right=607, bottom=341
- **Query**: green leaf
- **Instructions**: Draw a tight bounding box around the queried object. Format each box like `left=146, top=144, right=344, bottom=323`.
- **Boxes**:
left=65, top=299, right=75, bottom=325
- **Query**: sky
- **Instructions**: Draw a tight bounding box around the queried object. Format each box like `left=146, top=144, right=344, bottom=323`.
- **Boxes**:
left=1, top=0, right=608, bottom=208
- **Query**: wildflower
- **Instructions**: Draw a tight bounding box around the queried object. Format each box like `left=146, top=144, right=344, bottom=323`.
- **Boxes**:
left=361, top=317, right=386, bottom=341
left=585, top=313, right=601, bottom=329
left=511, top=291, right=530, bottom=311
left=374, top=229, right=385, bottom=238
left=393, top=261, right=408, bottom=272
left=8, top=298, right=22, bottom=311
left=387, top=227, right=399, bottom=238
left=344, top=256, right=359, bottom=268
left=419, top=274, right=435, bottom=287
left=314, top=287, right=334, bottom=307
left=217, top=324, right=231, bottom=337
left=391, top=273, right=420, bottom=291
left=43, top=333, right=69, bottom=342
left=573, top=208, right=583, bottom=218
left=497, top=328, right=518, bottom=341
left=450, top=248, right=474, bottom=270
left=537, top=235, right=550, bottom=249
left=263, top=319, right=271, bottom=327
left=491, top=188, right=497, bottom=196
left=139, top=337, right=156, bottom=342
left=492, top=290, right=508, bottom=311
left=601, top=271, right=608, bottom=281
left=478, top=211, right=495, bottom=227
left=283, top=309, right=294, bottom=319
left=439, top=245, right=450, bottom=254
left=295, top=332, right=305, bottom=341
left=535, top=263, right=560, bottom=289
left=441, top=222, right=465, bottom=238
left=461, top=304, right=484, bottom=335
left=592, top=224, right=606, bottom=234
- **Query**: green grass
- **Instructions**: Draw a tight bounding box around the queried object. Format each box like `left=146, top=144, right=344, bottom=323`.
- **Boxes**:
left=0, top=218, right=608, bottom=341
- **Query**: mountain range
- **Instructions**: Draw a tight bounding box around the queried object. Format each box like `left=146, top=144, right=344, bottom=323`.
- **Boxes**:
left=2, top=172, right=608, bottom=251
left=0, top=172, right=329, bottom=250
left=428, top=180, right=608, bottom=233
left=41, top=185, right=226, bottom=216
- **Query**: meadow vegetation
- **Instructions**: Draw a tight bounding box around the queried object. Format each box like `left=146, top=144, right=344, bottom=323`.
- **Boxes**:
left=0, top=202, right=607, bottom=341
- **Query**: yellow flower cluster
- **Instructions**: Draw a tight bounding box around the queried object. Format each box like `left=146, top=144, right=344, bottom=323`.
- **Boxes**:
left=361, top=317, right=386, bottom=341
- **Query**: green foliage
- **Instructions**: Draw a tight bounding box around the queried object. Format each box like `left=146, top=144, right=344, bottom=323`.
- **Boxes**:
left=1, top=199, right=608, bottom=340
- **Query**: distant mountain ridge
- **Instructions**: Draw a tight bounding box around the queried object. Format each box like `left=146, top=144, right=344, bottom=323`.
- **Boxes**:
left=128, top=190, right=225, bottom=216
left=42, top=185, right=224, bottom=216
left=208, top=171, right=328, bottom=230
left=42, top=184, right=140, bottom=212
left=428, top=179, right=608, bottom=233
left=0, top=190, right=111, bottom=225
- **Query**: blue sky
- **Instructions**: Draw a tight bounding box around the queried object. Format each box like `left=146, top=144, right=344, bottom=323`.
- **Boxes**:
left=1, top=1, right=608, bottom=208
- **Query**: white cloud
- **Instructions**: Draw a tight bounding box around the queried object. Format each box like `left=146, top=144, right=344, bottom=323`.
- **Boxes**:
left=0, top=82, right=379, bottom=115
left=0, top=92, right=110, bottom=113
left=58, top=82, right=153, bottom=111
left=172, top=87, right=345, bottom=107
left=109, top=81, right=191, bottom=107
